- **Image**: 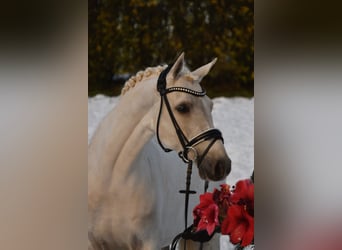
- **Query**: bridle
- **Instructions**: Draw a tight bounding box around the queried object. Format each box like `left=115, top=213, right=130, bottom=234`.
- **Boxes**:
left=156, top=64, right=224, bottom=249
left=156, top=64, right=224, bottom=165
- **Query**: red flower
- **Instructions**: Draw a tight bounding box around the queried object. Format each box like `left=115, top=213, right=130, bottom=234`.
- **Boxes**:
left=221, top=205, right=254, bottom=246
left=231, top=179, right=254, bottom=216
left=212, top=184, right=231, bottom=221
left=221, top=179, right=254, bottom=246
left=193, top=193, right=219, bottom=236
left=192, top=179, right=254, bottom=247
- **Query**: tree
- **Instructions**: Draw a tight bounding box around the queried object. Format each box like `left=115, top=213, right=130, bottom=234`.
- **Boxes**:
left=89, top=0, right=254, bottom=97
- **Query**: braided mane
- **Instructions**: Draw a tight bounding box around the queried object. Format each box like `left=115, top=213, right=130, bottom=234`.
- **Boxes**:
left=121, top=65, right=168, bottom=95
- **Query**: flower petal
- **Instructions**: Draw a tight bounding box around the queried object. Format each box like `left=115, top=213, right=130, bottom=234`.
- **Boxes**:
left=220, top=216, right=232, bottom=235
left=197, top=218, right=208, bottom=232
left=195, top=203, right=219, bottom=236
left=241, top=222, right=254, bottom=246
left=200, top=192, right=214, bottom=205
left=206, top=222, right=216, bottom=235
left=241, top=210, right=254, bottom=246
left=221, top=205, right=241, bottom=234
left=229, top=223, right=247, bottom=245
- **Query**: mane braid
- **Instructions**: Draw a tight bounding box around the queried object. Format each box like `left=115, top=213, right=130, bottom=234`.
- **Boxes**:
left=121, top=65, right=168, bottom=95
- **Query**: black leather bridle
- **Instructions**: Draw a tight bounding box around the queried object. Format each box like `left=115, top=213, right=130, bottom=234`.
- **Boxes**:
left=156, top=64, right=224, bottom=249
left=156, top=64, right=224, bottom=165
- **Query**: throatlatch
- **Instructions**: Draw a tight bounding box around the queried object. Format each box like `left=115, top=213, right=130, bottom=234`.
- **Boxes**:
left=156, top=65, right=224, bottom=250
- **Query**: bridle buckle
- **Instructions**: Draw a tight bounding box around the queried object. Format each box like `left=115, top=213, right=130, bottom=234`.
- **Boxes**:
left=179, top=146, right=198, bottom=163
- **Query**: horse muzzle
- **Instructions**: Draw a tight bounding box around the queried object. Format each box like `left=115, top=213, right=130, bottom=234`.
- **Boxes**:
left=198, top=153, right=231, bottom=181
left=179, top=128, right=231, bottom=181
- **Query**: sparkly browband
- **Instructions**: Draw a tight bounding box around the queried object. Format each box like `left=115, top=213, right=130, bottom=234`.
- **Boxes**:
left=157, top=64, right=206, bottom=97
left=164, top=87, right=206, bottom=96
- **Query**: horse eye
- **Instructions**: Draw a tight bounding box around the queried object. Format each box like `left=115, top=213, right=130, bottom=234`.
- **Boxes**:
left=176, top=103, right=190, bottom=113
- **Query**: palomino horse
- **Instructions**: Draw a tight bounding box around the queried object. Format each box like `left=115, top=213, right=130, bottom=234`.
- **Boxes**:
left=88, top=53, right=231, bottom=250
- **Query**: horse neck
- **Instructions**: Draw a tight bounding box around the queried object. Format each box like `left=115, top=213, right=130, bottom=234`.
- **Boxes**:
left=88, top=77, right=159, bottom=200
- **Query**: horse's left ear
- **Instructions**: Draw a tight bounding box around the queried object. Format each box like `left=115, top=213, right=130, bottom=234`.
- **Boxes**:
left=191, top=58, right=217, bottom=82
left=167, top=52, right=186, bottom=82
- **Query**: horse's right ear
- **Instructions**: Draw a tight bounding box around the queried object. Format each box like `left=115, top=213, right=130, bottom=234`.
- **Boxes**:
left=167, top=52, right=185, bottom=81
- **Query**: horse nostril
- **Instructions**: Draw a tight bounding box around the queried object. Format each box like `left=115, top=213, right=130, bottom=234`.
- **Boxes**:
left=214, top=160, right=225, bottom=178
left=226, top=157, right=231, bottom=175
left=215, top=158, right=231, bottom=179
left=214, top=162, right=220, bottom=177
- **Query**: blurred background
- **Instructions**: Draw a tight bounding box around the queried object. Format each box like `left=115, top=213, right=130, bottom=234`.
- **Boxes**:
left=1, top=0, right=342, bottom=249
left=88, top=0, right=254, bottom=97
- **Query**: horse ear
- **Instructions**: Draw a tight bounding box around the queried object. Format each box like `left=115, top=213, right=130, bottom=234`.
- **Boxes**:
left=167, top=52, right=185, bottom=82
left=191, top=58, right=217, bottom=82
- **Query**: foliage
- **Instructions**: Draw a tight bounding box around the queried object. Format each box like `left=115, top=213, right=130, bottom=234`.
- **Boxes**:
left=89, top=0, right=254, bottom=97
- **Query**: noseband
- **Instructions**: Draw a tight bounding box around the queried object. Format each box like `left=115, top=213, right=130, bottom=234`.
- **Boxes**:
left=156, top=65, right=224, bottom=249
left=156, top=65, right=224, bottom=165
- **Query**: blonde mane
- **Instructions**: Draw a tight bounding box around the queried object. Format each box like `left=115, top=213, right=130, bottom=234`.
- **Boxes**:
left=121, top=65, right=168, bottom=95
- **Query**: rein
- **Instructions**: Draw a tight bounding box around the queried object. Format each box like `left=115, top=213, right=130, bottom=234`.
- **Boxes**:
left=156, top=65, right=224, bottom=250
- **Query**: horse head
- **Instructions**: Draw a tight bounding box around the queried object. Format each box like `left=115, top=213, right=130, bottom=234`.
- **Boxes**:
left=156, top=53, right=231, bottom=181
